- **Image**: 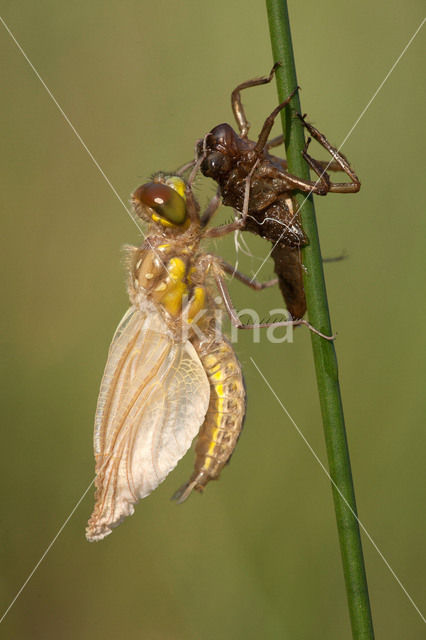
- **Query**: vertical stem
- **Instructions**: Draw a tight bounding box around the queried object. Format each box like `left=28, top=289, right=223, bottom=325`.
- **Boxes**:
left=266, top=2, right=375, bottom=638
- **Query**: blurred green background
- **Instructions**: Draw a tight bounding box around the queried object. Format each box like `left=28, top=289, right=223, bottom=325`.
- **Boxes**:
left=1, top=2, right=425, bottom=638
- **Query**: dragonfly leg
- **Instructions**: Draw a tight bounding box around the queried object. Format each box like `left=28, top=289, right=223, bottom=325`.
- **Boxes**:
left=255, top=161, right=330, bottom=196
left=301, top=137, right=331, bottom=192
left=254, top=86, right=299, bottom=154
left=231, top=63, right=280, bottom=138
left=267, top=142, right=348, bottom=172
left=184, top=180, right=201, bottom=225
left=217, top=258, right=278, bottom=290
left=297, top=113, right=361, bottom=193
left=213, top=267, right=335, bottom=341
left=200, top=189, right=222, bottom=227
left=204, top=218, right=245, bottom=239
left=265, top=133, right=284, bottom=151
left=175, top=159, right=195, bottom=176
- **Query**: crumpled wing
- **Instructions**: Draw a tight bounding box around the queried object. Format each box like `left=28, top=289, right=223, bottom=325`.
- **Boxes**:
left=86, top=305, right=210, bottom=542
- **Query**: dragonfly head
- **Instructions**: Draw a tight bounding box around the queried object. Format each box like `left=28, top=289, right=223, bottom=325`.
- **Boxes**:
left=132, top=174, right=190, bottom=231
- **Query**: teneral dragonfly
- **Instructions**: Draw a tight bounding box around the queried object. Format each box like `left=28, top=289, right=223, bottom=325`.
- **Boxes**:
left=86, top=171, right=332, bottom=542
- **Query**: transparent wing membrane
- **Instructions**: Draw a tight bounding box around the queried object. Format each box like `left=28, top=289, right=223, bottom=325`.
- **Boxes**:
left=86, top=306, right=210, bottom=541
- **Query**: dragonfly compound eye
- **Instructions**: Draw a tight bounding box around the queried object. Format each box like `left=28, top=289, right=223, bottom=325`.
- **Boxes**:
left=133, top=182, right=187, bottom=226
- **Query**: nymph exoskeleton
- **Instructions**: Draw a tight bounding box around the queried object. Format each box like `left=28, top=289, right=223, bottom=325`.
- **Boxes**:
left=86, top=171, right=333, bottom=542
left=196, top=64, right=361, bottom=319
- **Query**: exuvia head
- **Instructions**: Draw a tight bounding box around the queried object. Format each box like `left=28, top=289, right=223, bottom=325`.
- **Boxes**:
left=197, top=124, right=241, bottom=178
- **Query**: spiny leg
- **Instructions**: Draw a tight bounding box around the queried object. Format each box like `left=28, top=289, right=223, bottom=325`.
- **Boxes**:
left=204, top=217, right=245, bottom=239
left=215, top=257, right=278, bottom=290
left=297, top=113, right=360, bottom=193
left=213, top=267, right=335, bottom=341
left=265, top=134, right=285, bottom=151
left=184, top=180, right=202, bottom=226
left=175, top=159, right=195, bottom=176
left=311, top=158, right=345, bottom=172
left=254, top=161, right=330, bottom=196
left=200, top=190, right=222, bottom=228
left=266, top=136, right=344, bottom=173
left=231, top=62, right=280, bottom=137
left=276, top=156, right=345, bottom=173
left=184, top=150, right=213, bottom=226
left=301, top=137, right=331, bottom=192
left=255, top=86, right=299, bottom=154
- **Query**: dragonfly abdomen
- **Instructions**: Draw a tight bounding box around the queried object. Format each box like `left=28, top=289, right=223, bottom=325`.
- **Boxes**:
left=172, top=336, right=246, bottom=503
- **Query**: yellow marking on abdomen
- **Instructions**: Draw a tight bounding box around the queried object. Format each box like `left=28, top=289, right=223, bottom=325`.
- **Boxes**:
left=188, top=338, right=246, bottom=486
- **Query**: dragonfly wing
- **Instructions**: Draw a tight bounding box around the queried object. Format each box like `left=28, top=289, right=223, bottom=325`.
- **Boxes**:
left=86, top=305, right=210, bottom=541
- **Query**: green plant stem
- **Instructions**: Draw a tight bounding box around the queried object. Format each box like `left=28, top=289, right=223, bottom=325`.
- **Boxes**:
left=266, top=2, right=374, bottom=638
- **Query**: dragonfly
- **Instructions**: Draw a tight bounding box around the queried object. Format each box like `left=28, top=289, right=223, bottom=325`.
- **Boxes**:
left=85, top=171, right=332, bottom=542
left=196, top=64, right=361, bottom=320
